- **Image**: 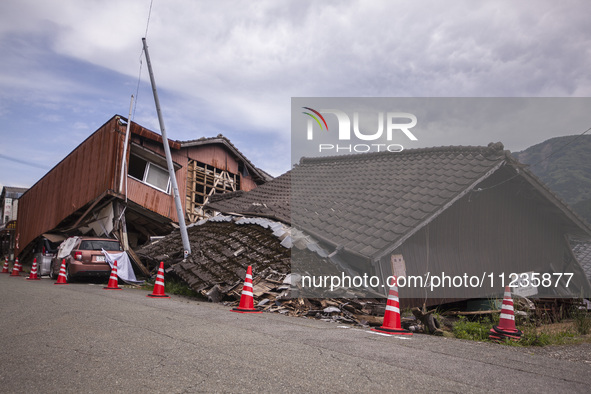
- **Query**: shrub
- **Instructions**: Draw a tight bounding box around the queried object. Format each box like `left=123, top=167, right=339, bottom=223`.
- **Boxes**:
left=452, top=316, right=493, bottom=341
left=571, top=305, right=591, bottom=335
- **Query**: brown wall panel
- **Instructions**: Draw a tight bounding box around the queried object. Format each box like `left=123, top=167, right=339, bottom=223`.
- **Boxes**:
left=126, top=177, right=177, bottom=222
left=184, top=145, right=238, bottom=174
left=16, top=117, right=123, bottom=254
left=240, top=175, right=257, bottom=192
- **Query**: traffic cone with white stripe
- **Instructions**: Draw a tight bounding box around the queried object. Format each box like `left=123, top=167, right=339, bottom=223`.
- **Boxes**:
left=54, top=259, right=68, bottom=285
left=147, top=261, right=169, bottom=298
left=372, top=277, right=412, bottom=335
left=489, top=286, right=522, bottom=341
left=10, top=258, right=21, bottom=277
left=26, top=258, right=41, bottom=280
left=2, top=257, right=9, bottom=273
left=231, top=265, right=262, bottom=314
left=104, top=260, right=121, bottom=290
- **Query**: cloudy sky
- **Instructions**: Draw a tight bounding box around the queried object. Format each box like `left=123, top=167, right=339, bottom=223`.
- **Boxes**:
left=1, top=0, right=590, bottom=190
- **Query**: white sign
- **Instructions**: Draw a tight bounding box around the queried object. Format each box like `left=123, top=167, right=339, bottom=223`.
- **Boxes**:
left=513, top=271, right=539, bottom=297
left=391, top=254, right=407, bottom=278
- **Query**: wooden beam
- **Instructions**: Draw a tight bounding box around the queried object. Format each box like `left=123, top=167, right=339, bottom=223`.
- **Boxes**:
left=127, top=246, right=151, bottom=277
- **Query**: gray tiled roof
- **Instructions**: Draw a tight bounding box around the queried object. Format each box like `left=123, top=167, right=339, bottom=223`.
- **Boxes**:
left=291, top=145, right=507, bottom=260
left=138, top=218, right=355, bottom=295
left=208, top=171, right=291, bottom=223
left=209, top=144, right=507, bottom=260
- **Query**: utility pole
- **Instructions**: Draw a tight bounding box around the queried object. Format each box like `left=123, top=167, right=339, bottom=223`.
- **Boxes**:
left=142, top=37, right=191, bottom=257
left=119, top=95, right=134, bottom=196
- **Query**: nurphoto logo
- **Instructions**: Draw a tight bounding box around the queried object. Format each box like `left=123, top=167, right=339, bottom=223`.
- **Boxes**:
left=302, top=107, right=418, bottom=153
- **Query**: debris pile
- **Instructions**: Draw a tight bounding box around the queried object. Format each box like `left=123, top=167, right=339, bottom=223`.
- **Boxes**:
left=136, top=216, right=422, bottom=328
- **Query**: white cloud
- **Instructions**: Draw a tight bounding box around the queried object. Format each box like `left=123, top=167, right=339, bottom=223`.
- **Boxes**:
left=4, top=1, right=591, bottom=103
left=1, top=0, right=591, bottom=183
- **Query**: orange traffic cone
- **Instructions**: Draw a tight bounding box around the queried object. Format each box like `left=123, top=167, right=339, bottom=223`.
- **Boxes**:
left=147, top=262, right=170, bottom=298
left=104, top=260, right=122, bottom=290
left=372, top=277, right=412, bottom=335
left=489, top=286, right=522, bottom=341
left=54, top=259, right=68, bottom=285
left=10, top=258, right=21, bottom=277
left=231, top=266, right=262, bottom=314
left=26, top=258, right=41, bottom=280
left=1, top=257, right=9, bottom=273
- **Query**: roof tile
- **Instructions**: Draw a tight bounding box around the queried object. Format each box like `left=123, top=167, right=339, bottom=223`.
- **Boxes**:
left=209, top=144, right=508, bottom=259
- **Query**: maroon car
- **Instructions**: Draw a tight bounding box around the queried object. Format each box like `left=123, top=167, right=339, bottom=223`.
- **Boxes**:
left=49, top=237, right=122, bottom=282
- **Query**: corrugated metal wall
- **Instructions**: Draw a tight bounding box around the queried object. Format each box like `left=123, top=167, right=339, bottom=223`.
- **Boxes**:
left=16, top=116, right=123, bottom=254
left=126, top=177, right=177, bottom=221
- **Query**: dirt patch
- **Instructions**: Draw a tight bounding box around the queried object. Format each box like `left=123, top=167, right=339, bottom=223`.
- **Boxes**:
left=534, top=321, right=576, bottom=335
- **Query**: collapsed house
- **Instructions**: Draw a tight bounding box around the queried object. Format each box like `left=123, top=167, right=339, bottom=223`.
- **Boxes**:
left=16, top=115, right=271, bottom=270
left=184, top=143, right=591, bottom=309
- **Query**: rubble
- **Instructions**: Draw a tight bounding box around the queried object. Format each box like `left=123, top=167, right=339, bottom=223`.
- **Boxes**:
left=136, top=215, right=433, bottom=331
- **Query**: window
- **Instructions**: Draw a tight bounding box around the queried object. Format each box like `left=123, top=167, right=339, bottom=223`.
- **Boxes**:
left=128, top=154, right=171, bottom=193
left=79, top=240, right=122, bottom=251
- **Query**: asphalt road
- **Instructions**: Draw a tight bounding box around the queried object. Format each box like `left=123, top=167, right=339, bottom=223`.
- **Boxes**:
left=1, top=273, right=590, bottom=393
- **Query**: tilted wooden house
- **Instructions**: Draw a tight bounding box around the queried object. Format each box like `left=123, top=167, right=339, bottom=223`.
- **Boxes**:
left=16, top=115, right=270, bottom=258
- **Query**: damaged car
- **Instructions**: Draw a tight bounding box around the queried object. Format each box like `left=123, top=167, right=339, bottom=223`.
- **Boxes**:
left=26, top=236, right=60, bottom=276
left=49, top=236, right=123, bottom=282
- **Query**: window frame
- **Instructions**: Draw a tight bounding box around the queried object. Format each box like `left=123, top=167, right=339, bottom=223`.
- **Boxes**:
left=127, top=153, right=172, bottom=194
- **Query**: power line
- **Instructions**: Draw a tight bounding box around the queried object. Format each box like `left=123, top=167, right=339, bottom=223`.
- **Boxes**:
left=132, top=0, right=155, bottom=121
left=144, top=0, right=154, bottom=39
left=527, top=126, right=591, bottom=169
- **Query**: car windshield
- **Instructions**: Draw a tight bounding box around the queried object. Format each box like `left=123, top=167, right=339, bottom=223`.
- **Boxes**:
left=78, top=240, right=122, bottom=251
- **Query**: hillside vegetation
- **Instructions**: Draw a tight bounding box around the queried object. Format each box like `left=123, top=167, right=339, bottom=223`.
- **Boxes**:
left=513, top=135, right=591, bottom=225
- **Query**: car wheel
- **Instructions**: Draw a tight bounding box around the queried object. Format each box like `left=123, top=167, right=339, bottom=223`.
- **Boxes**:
left=49, top=262, right=56, bottom=279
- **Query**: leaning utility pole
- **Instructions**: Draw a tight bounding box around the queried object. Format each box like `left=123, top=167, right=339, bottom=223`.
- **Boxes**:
left=142, top=37, right=191, bottom=257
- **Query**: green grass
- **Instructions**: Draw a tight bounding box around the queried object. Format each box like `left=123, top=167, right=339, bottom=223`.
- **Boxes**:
left=451, top=315, right=590, bottom=347
left=571, top=307, right=591, bottom=335
left=512, top=326, right=579, bottom=347
left=452, top=316, right=494, bottom=341
left=164, top=278, right=200, bottom=297
left=140, top=276, right=201, bottom=298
